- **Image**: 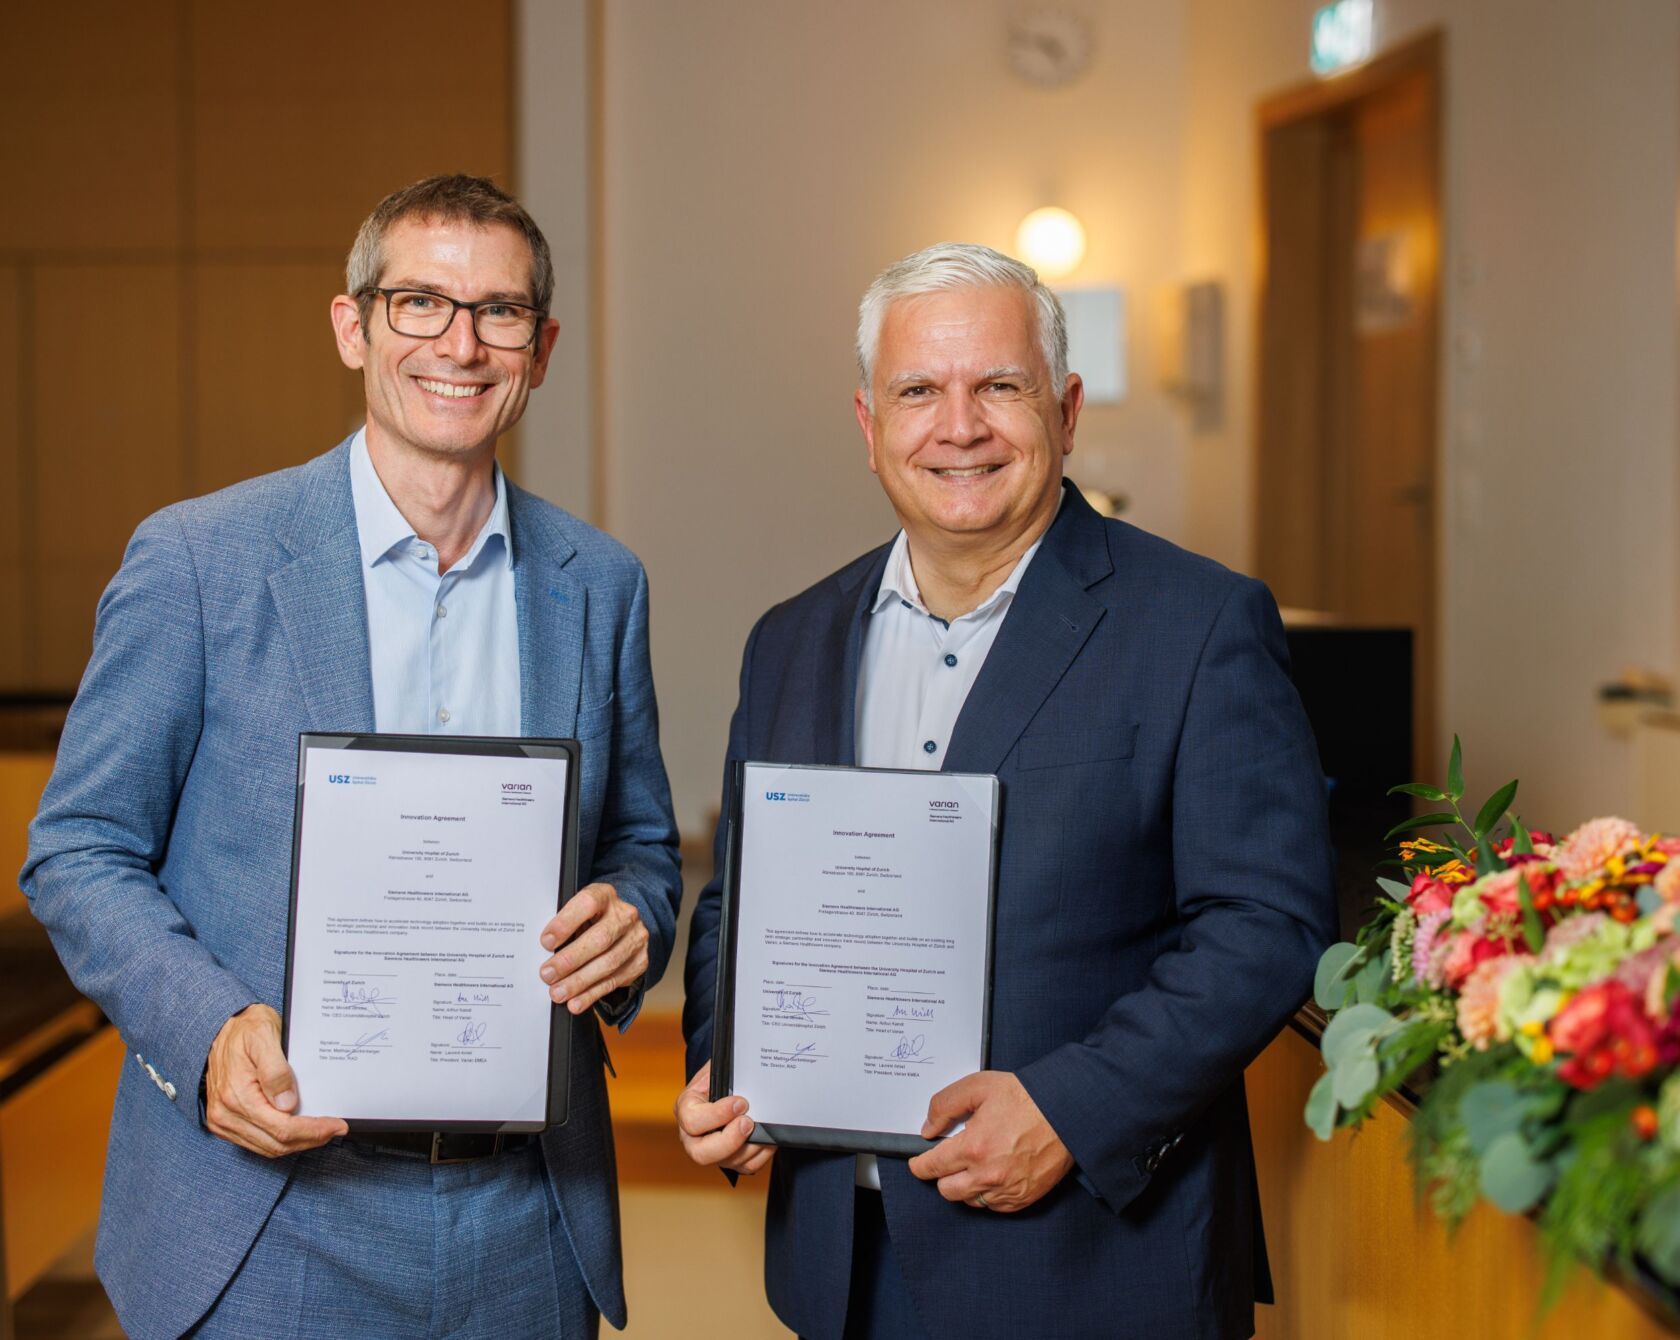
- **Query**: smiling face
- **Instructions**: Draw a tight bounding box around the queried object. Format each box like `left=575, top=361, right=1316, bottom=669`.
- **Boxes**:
left=855, top=284, right=1081, bottom=556
left=330, top=216, right=558, bottom=466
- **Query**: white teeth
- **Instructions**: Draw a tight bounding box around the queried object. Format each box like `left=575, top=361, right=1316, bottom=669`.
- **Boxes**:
left=417, top=378, right=488, bottom=398
left=932, top=465, right=1001, bottom=477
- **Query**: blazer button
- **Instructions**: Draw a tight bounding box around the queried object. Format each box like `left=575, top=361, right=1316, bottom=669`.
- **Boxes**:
left=163, top=1081, right=178, bottom=1101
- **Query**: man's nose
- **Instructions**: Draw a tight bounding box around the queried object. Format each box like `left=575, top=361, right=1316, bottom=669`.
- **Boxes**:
left=431, top=306, right=484, bottom=362
left=936, top=390, right=989, bottom=446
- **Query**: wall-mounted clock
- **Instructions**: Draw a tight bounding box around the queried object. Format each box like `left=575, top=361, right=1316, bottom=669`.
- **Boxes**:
left=1008, top=10, right=1093, bottom=89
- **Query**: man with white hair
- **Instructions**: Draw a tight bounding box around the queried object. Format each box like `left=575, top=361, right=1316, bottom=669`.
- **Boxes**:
left=677, top=242, right=1336, bottom=1338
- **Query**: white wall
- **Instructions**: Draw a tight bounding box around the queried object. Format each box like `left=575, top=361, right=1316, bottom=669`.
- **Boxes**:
left=596, top=0, right=1190, bottom=831
left=1183, top=0, right=1680, bottom=828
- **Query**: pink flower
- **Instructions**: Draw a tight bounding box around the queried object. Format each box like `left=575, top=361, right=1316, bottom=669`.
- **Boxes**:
left=1656, top=861, right=1680, bottom=903
left=1413, top=909, right=1452, bottom=987
left=1407, top=873, right=1454, bottom=916
left=1458, top=954, right=1531, bottom=1048
left=1441, top=932, right=1505, bottom=991
left=1615, top=938, right=1680, bottom=1014
left=1541, top=911, right=1611, bottom=962
left=1553, top=817, right=1644, bottom=880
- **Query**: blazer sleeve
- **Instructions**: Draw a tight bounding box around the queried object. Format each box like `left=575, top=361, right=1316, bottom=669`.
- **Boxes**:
left=681, top=612, right=765, bottom=1081
left=1015, top=576, right=1337, bottom=1212
left=582, top=560, right=684, bottom=1030
left=21, top=512, right=260, bottom=1126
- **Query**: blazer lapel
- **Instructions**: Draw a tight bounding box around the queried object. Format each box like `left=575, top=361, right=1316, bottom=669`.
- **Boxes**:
left=812, top=546, right=892, bottom=767
left=268, top=445, right=376, bottom=732
left=508, top=483, right=584, bottom=738
left=942, top=484, right=1113, bottom=776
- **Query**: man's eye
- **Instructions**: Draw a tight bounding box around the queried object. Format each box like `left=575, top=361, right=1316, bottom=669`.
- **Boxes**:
left=985, top=381, right=1019, bottom=393
left=482, top=303, right=516, bottom=319
left=397, top=294, right=438, bottom=311
left=900, top=386, right=932, bottom=398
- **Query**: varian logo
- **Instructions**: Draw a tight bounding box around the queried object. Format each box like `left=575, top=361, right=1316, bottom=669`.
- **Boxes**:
left=500, top=781, right=535, bottom=808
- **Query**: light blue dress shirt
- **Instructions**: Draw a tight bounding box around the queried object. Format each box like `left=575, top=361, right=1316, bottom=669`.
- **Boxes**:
left=348, top=428, right=522, bottom=736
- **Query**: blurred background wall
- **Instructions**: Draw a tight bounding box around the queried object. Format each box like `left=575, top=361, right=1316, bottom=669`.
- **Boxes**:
left=3, top=0, right=1678, bottom=841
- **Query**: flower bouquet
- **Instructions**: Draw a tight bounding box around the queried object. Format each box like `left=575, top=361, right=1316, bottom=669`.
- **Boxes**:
left=1307, top=738, right=1680, bottom=1305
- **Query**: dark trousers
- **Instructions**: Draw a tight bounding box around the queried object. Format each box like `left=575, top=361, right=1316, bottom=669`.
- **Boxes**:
left=826, top=1188, right=931, bottom=1340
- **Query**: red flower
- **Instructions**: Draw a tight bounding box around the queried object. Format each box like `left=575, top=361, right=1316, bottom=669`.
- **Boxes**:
left=1441, top=933, right=1506, bottom=991
left=1408, top=873, right=1455, bottom=917
left=1549, top=981, right=1662, bottom=1090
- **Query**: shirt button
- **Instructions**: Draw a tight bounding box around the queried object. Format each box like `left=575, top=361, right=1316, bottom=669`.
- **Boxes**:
left=943, top=653, right=958, bottom=667
left=922, top=740, right=937, bottom=755
left=436, top=604, right=447, bottom=619
left=438, top=708, right=451, bottom=723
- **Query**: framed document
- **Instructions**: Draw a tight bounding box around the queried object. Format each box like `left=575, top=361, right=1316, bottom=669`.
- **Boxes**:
left=709, top=761, right=1000, bottom=1156
left=282, top=733, right=580, bottom=1133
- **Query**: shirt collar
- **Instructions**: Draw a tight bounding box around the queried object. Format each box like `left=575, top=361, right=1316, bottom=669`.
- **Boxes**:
left=348, top=427, right=513, bottom=572
left=870, top=490, right=1064, bottom=620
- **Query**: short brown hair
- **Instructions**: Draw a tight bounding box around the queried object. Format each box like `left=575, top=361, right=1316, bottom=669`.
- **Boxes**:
left=346, top=174, right=553, bottom=327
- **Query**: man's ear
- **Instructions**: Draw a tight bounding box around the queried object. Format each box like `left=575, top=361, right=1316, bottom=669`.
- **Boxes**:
left=329, top=295, right=368, bottom=371
left=528, top=317, right=561, bottom=390
left=855, top=388, right=880, bottom=475
left=1058, top=372, right=1085, bottom=454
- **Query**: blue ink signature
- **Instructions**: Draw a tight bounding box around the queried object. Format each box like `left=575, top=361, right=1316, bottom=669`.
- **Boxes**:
left=339, top=982, right=394, bottom=1011
left=473, top=992, right=490, bottom=1003
left=352, top=1029, right=389, bottom=1048
left=455, top=1020, right=489, bottom=1047
left=768, top=990, right=828, bottom=1020
left=891, top=1005, right=938, bottom=1019
left=890, top=1034, right=928, bottom=1061
left=788, top=1042, right=817, bottom=1060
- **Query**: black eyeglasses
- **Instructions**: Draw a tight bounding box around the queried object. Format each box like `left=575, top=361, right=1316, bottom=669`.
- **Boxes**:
left=362, top=287, right=545, bottom=350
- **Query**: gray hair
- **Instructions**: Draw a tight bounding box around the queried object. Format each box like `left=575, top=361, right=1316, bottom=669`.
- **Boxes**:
left=854, top=242, right=1068, bottom=408
left=346, top=174, right=554, bottom=329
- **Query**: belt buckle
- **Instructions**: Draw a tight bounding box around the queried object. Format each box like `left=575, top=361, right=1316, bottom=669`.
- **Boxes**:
left=429, top=1131, right=498, bottom=1165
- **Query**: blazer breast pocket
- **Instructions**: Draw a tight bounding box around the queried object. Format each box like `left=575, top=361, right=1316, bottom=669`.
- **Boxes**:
left=1014, top=721, right=1139, bottom=771
left=573, top=692, right=616, bottom=740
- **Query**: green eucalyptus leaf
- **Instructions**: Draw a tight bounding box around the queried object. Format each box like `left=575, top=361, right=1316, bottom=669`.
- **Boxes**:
left=1640, top=886, right=1664, bottom=917
left=1479, top=1131, right=1553, bottom=1213
left=1320, top=1003, right=1398, bottom=1064
left=1305, top=1070, right=1338, bottom=1141
left=1447, top=735, right=1464, bottom=802
left=1384, top=812, right=1459, bottom=842
left=1332, top=1054, right=1381, bottom=1108
left=1472, top=780, right=1519, bottom=839
left=1638, top=1186, right=1680, bottom=1285
left=1376, top=876, right=1414, bottom=902
left=1313, top=943, right=1362, bottom=1010
left=1324, top=1026, right=1378, bottom=1069
left=1388, top=782, right=1448, bottom=801
left=1354, top=951, right=1390, bottom=1005
left=1458, top=1080, right=1526, bottom=1155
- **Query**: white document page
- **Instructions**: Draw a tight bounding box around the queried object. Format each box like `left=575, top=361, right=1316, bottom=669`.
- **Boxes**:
left=730, top=763, right=996, bottom=1139
left=286, top=746, right=568, bottom=1124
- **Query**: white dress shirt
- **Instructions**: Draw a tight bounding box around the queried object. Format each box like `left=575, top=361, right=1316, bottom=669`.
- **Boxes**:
left=850, top=518, right=1051, bottom=1189
left=348, top=428, right=522, bottom=736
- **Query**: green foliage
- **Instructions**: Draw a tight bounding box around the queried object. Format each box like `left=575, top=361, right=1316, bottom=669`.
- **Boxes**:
left=1516, top=873, right=1545, bottom=954
left=1480, top=1130, right=1553, bottom=1212
left=1384, top=811, right=1459, bottom=842
left=1446, top=735, right=1464, bottom=802
left=1313, top=943, right=1361, bottom=1011
left=1536, top=1106, right=1650, bottom=1311
left=1473, top=780, right=1520, bottom=840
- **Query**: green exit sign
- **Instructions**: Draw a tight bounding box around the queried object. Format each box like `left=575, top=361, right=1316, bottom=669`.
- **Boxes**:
left=1311, top=0, right=1374, bottom=76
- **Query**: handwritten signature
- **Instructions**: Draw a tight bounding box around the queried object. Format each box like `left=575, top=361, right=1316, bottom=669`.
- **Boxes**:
left=456, top=991, right=494, bottom=1004
left=890, top=1004, right=937, bottom=1019
left=338, top=982, right=394, bottom=1012
left=768, top=990, right=828, bottom=1020
left=351, top=1029, right=389, bottom=1048
left=455, top=1020, right=489, bottom=1047
left=890, top=1034, right=928, bottom=1061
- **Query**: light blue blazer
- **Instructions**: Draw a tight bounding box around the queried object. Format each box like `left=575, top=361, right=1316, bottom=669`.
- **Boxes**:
left=22, top=441, right=682, bottom=1339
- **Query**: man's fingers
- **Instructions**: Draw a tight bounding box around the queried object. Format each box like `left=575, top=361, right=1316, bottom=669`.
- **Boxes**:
left=680, top=1113, right=758, bottom=1167
left=246, top=1028, right=300, bottom=1111
left=921, top=1072, right=985, bottom=1138
left=676, top=1088, right=748, bottom=1139
left=550, top=928, right=647, bottom=1009
left=725, top=1142, right=775, bottom=1175
left=908, top=1133, right=968, bottom=1183
left=539, top=884, right=609, bottom=951
left=933, top=1171, right=986, bottom=1205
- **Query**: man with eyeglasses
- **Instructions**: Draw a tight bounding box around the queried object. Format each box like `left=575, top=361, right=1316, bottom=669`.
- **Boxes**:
left=23, top=175, right=682, bottom=1338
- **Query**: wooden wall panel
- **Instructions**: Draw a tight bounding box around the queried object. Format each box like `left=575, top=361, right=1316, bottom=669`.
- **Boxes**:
left=192, top=262, right=364, bottom=494
left=32, top=266, right=184, bottom=689
left=0, top=3, right=181, bottom=252
left=192, top=0, right=514, bottom=251
left=0, top=271, right=24, bottom=690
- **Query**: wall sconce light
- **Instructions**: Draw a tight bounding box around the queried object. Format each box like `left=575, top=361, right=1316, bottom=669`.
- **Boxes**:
left=1016, top=207, right=1086, bottom=281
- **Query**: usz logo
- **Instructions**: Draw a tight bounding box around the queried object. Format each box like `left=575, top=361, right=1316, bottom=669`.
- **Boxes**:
left=328, top=774, right=351, bottom=784
left=765, top=791, right=788, bottom=801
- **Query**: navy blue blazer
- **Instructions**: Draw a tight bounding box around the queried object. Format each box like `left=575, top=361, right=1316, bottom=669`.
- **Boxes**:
left=683, top=482, right=1335, bottom=1340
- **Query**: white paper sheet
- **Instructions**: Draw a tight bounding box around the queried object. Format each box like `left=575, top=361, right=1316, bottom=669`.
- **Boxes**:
left=730, top=763, right=996, bottom=1140
left=285, top=745, right=568, bottom=1124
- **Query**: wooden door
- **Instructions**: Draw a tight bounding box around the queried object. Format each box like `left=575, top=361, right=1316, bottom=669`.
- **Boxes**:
left=1255, top=35, right=1441, bottom=774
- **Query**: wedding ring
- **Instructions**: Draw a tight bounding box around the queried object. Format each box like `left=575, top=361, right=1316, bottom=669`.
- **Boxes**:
left=974, top=1192, right=990, bottom=1209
